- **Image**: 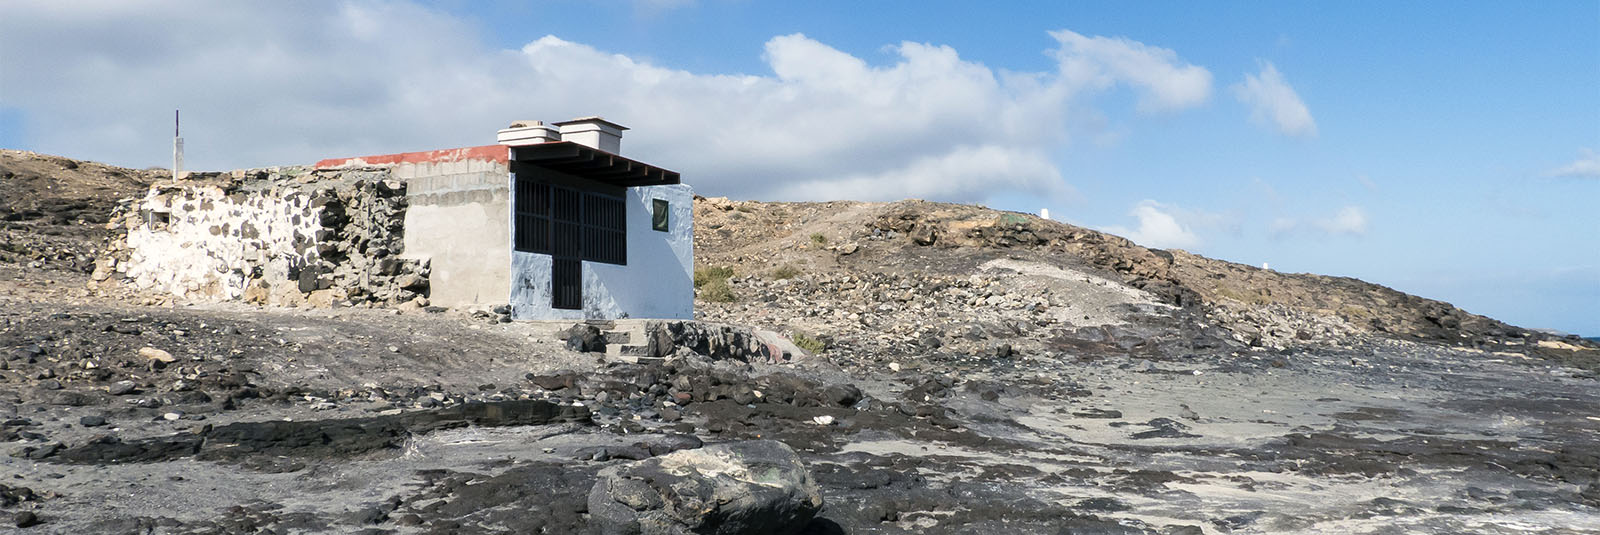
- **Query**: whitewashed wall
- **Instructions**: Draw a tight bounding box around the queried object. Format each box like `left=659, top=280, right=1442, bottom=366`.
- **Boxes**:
left=510, top=183, right=694, bottom=320
left=122, top=186, right=321, bottom=300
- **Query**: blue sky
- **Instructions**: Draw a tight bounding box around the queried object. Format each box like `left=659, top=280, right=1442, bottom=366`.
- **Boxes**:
left=2, top=1, right=1596, bottom=334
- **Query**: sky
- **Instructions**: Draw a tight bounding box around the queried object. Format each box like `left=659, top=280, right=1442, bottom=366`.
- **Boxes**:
left=1, top=1, right=1597, bottom=334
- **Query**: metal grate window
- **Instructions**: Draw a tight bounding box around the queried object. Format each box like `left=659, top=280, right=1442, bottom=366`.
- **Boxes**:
left=514, top=177, right=627, bottom=265
left=513, top=180, right=551, bottom=253
left=582, top=193, right=626, bottom=265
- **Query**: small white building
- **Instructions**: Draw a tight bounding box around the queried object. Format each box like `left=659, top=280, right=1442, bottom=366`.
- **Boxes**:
left=500, top=118, right=694, bottom=320
left=112, top=117, right=692, bottom=320
left=315, top=117, right=694, bottom=320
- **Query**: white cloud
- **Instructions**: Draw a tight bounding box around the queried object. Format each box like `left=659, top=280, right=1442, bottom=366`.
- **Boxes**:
left=1549, top=148, right=1600, bottom=178
left=0, top=2, right=1213, bottom=204
left=1103, top=200, right=1202, bottom=250
left=1271, top=205, right=1368, bottom=238
left=1049, top=30, right=1213, bottom=112
left=1317, top=205, right=1368, bottom=235
left=1268, top=217, right=1300, bottom=237
left=1232, top=61, right=1317, bottom=137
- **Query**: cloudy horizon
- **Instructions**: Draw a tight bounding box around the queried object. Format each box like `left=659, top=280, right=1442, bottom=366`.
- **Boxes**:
left=2, top=1, right=1595, bottom=334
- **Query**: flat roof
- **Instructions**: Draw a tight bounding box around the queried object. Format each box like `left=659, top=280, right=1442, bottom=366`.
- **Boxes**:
left=550, top=116, right=629, bottom=130
left=510, top=142, right=679, bottom=187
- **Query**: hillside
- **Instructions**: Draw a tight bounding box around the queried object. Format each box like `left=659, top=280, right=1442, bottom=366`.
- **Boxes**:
left=689, top=197, right=1593, bottom=369
left=0, top=151, right=1595, bottom=533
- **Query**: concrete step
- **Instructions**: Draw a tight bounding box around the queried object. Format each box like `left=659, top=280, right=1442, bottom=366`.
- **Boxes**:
left=605, top=343, right=651, bottom=357
left=605, top=343, right=663, bottom=364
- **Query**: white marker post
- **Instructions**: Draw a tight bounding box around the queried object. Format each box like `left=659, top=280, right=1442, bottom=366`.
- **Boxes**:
left=172, top=109, right=184, bottom=180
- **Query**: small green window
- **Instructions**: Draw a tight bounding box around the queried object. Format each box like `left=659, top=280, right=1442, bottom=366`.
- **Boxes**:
left=651, top=199, right=669, bottom=232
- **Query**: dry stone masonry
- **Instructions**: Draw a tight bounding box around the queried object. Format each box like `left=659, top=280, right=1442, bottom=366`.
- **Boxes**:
left=93, top=167, right=428, bottom=308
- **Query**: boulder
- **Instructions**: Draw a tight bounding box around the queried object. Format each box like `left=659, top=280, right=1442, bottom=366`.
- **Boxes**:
left=562, top=324, right=605, bottom=353
left=138, top=347, right=176, bottom=363
left=589, top=440, right=822, bottom=535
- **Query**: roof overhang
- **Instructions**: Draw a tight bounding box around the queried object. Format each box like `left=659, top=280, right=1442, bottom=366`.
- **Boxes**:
left=509, top=142, right=679, bottom=187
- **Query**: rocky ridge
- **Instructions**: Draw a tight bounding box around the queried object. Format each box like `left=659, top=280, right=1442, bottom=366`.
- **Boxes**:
left=0, top=151, right=1596, bottom=534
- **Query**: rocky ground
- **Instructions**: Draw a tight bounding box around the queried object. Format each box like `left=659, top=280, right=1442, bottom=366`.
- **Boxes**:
left=0, top=152, right=1597, bottom=534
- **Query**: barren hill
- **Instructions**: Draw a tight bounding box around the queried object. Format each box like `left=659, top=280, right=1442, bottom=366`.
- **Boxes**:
left=690, top=196, right=1593, bottom=369
left=0, top=150, right=1596, bottom=533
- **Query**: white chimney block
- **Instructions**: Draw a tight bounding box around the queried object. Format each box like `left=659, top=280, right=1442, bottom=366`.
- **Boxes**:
left=552, top=116, right=627, bottom=154
left=497, top=120, right=561, bottom=146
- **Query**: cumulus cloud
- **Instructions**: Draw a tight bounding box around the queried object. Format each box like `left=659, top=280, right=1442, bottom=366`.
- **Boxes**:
left=1049, top=30, right=1213, bottom=112
left=1233, top=61, right=1317, bottom=137
left=1103, top=200, right=1202, bottom=250
left=0, top=1, right=1213, bottom=204
left=0, top=2, right=1209, bottom=202
left=1548, top=148, right=1600, bottom=178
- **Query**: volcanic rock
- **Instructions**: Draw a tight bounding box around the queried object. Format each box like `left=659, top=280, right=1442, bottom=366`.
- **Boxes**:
left=588, top=440, right=823, bottom=535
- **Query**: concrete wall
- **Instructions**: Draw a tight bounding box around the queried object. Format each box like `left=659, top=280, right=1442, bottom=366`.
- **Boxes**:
left=318, top=146, right=512, bottom=309
left=394, top=159, right=511, bottom=308
left=511, top=183, right=695, bottom=320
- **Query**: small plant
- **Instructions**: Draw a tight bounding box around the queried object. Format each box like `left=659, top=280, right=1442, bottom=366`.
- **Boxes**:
left=699, top=277, right=737, bottom=303
left=791, top=332, right=826, bottom=354
left=693, top=265, right=734, bottom=289
left=809, top=233, right=827, bottom=246
left=770, top=264, right=801, bottom=280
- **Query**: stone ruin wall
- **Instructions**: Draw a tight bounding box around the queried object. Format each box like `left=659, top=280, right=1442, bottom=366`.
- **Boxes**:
left=93, top=167, right=430, bottom=308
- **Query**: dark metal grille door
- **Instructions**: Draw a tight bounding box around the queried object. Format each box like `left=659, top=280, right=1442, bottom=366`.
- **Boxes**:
left=551, top=258, right=581, bottom=310
left=550, top=187, right=583, bottom=310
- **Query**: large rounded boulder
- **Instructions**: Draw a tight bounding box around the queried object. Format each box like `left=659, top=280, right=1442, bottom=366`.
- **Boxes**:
left=588, top=439, right=823, bottom=535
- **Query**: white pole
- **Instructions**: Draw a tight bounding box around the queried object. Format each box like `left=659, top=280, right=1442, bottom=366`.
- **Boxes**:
left=172, top=109, right=184, bottom=180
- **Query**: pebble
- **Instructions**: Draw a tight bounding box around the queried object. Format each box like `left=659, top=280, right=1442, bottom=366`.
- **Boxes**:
left=14, top=511, right=39, bottom=528
left=78, top=415, right=106, bottom=427
left=162, top=412, right=183, bottom=421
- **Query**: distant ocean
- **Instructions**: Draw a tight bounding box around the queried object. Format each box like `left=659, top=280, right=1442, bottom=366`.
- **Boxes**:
left=1586, top=337, right=1600, bottom=344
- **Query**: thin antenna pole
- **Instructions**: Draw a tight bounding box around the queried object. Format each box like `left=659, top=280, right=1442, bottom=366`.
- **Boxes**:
left=172, top=109, right=184, bottom=180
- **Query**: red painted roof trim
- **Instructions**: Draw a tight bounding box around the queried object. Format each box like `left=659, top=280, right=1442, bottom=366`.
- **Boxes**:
left=314, top=145, right=509, bottom=169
